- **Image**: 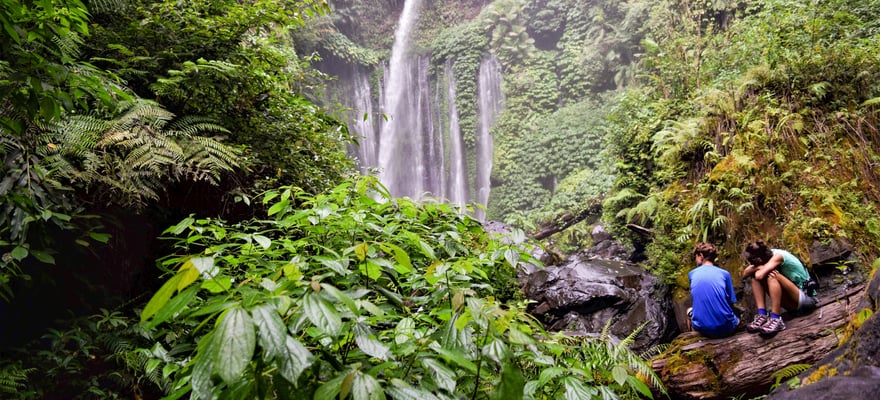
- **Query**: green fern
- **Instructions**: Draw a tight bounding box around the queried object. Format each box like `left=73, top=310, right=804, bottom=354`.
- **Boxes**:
left=625, top=194, right=660, bottom=225
left=44, top=99, right=242, bottom=208
left=771, top=363, right=811, bottom=388
left=0, top=361, right=34, bottom=395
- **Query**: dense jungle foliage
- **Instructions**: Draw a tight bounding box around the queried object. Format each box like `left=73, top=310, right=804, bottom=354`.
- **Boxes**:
left=1, top=0, right=880, bottom=398
left=308, top=0, right=880, bottom=281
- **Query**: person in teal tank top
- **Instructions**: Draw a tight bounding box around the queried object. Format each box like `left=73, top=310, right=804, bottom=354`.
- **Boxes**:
left=741, top=239, right=818, bottom=337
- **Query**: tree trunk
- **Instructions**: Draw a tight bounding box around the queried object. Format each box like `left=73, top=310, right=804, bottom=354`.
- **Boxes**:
left=529, top=195, right=604, bottom=240
left=651, top=285, right=865, bottom=400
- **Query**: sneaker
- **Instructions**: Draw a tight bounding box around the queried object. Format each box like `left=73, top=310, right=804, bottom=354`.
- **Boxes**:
left=759, top=317, right=786, bottom=337
left=746, top=313, right=769, bottom=333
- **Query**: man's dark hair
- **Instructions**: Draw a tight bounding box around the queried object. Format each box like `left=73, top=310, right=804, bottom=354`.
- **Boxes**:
left=693, top=242, right=718, bottom=263
left=744, top=239, right=774, bottom=265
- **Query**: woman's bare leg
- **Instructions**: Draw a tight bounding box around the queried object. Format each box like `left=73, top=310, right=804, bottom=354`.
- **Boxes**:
left=751, top=276, right=767, bottom=310
left=767, top=270, right=801, bottom=312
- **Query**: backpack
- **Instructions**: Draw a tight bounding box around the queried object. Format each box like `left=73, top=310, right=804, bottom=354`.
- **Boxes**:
left=795, top=254, right=820, bottom=297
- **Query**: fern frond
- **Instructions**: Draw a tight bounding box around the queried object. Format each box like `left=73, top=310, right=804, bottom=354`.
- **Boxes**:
left=35, top=98, right=241, bottom=208
left=88, top=0, right=132, bottom=14
left=771, top=363, right=811, bottom=385
left=51, top=31, right=84, bottom=60
left=166, top=116, right=229, bottom=137
left=639, top=343, right=669, bottom=360
left=625, top=195, right=660, bottom=224
left=0, top=362, right=35, bottom=394
left=615, top=320, right=648, bottom=350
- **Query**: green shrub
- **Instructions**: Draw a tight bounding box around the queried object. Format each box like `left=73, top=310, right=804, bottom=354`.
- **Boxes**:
left=138, top=176, right=664, bottom=399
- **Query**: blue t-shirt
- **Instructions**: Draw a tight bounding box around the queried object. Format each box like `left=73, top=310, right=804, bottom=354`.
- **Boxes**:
left=689, top=264, right=739, bottom=337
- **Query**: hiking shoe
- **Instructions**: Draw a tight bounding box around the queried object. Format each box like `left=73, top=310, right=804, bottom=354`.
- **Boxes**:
left=746, top=313, right=769, bottom=333
left=759, top=317, right=786, bottom=337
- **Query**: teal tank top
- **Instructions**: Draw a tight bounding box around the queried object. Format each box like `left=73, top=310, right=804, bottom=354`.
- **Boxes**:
left=772, top=249, right=810, bottom=289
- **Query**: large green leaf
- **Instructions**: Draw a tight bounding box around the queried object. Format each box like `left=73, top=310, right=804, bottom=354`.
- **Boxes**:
left=352, top=370, right=385, bottom=400
left=482, top=339, right=511, bottom=363
left=490, top=361, right=525, bottom=400
left=252, top=304, right=286, bottom=360
left=612, top=365, right=628, bottom=386
left=278, top=336, right=314, bottom=384
left=252, top=234, right=271, bottom=249
left=303, top=291, right=342, bottom=336
left=394, top=317, right=416, bottom=344
left=385, top=379, right=440, bottom=400
left=422, top=358, right=457, bottom=393
left=141, top=273, right=183, bottom=323
left=503, top=248, right=520, bottom=268
left=379, top=242, right=413, bottom=274
left=166, top=216, right=195, bottom=235
left=314, top=372, right=347, bottom=400
left=431, top=344, right=477, bottom=374
left=353, top=322, right=391, bottom=361
left=191, top=331, right=219, bottom=400
left=319, top=283, right=358, bottom=314
left=563, top=376, right=597, bottom=400
left=314, top=255, right=350, bottom=276
left=536, top=366, right=567, bottom=388
left=145, top=286, right=199, bottom=329
left=9, top=246, right=28, bottom=261
left=627, top=375, right=654, bottom=399
left=212, top=306, right=256, bottom=384
left=359, top=258, right=384, bottom=280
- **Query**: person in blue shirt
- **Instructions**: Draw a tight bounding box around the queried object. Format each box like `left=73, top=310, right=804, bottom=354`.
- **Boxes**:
left=742, top=239, right=817, bottom=337
left=688, top=242, right=740, bottom=338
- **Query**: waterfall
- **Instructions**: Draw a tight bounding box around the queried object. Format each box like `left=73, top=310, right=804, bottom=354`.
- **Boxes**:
left=327, top=0, right=505, bottom=220
left=475, top=56, right=504, bottom=221
left=349, top=65, right=377, bottom=171
left=377, top=0, right=426, bottom=198
left=445, top=60, right=468, bottom=207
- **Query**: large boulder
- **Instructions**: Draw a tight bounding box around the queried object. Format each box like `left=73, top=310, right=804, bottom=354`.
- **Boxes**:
left=521, top=253, right=677, bottom=352
left=766, top=366, right=880, bottom=400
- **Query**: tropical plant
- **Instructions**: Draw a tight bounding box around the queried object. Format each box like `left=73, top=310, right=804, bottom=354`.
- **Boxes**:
left=0, top=361, right=33, bottom=396
left=137, top=176, right=664, bottom=399
left=0, top=307, right=159, bottom=399
left=0, top=98, right=243, bottom=299
left=0, top=0, right=128, bottom=128
left=483, top=0, right=536, bottom=67
left=44, top=99, right=242, bottom=208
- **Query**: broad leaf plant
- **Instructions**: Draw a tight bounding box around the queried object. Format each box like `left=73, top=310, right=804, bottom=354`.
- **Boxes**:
left=140, top=176, right=664, bottom=399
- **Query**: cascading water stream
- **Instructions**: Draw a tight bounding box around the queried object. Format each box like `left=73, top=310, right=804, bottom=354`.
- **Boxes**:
left=475, top=56, right=504, bottom=221
left=328, top=0, right=504, bottom=221
left=377, top=0, right=425, bottom=198
left=445, top=60, right=468, bottom=207
left=350, top=65, right=377, bottom=170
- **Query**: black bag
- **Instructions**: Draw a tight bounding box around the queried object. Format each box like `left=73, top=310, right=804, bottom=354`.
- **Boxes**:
left=796, top=255, right=820, bottom=297
left=803, top=273, right=820, bottom=297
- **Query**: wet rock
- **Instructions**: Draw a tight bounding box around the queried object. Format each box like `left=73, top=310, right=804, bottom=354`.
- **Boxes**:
left=809, top=238, right=854, bottom=267
left=522, top=254, right=676, bottom=352
left=766, top=366, right=880, bottom=400
left=591, top=224, right=613, bottom=242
